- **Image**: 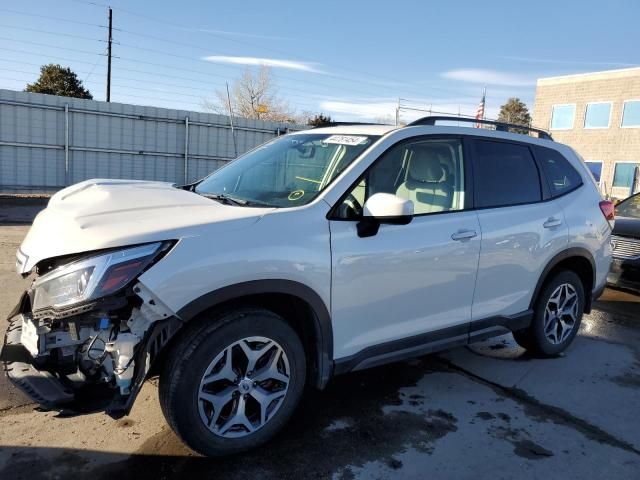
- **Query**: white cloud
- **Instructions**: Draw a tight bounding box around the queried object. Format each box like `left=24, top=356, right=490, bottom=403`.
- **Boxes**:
left=441, top=69, right=535, bottom=87
left=202, top=56, right=321, bottom=73
left=499, top=56, right=636, bottom=68
left=319, top=100, right=397, bottom=120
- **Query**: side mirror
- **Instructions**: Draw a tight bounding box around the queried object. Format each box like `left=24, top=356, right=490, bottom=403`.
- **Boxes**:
left=358, top=193, right=414, bottom=237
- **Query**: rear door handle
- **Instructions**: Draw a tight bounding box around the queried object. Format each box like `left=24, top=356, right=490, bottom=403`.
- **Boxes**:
left=451, top=229, right=478, bottom=241
left=543, top=217, right=562, bottom=228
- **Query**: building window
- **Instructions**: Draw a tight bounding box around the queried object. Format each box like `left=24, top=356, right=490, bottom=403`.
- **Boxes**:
left=550, top=104, right=575, bottom=130
left=621, top=100, right=640, bottom=128
left=585, top=161, right=603, bottom=183
left=613, top=163, right=640, bottom=188
left=584, top=102, right=611, bottom=129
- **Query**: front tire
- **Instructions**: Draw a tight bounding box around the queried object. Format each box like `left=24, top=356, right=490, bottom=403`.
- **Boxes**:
left=513, top=270, right=585, bottom=357
left=159, top=308, right=306, bottom=457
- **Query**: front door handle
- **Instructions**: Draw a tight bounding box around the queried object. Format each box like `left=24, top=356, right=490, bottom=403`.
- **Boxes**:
left=543, top=217, right=562, bottom=228
left=451, top=229, right=478, bottom=241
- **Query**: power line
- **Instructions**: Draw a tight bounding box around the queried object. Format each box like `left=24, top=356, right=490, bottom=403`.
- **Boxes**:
left=0, top=46, right=468, bottom=115
left=0, top=7, right=107, bottom=28
left=65, top=0, right=110, bottom=7
left=0, top=33, right=395, bottom=102
left=0, top=24, right=105, bottom=42
left=0, top=37, right=105, bottom=57
left=0, top=11, right=480, bottom=104
left=0, top=44, right=471, bottom=115
left=83, top=49, right=106, bottom=82
left=113, top=33, right=477, bottom=102
left=0, top=8, right=485, bottom=118
left=24, top=0, right=477, bottom=102
left=0, top=68, right=323, bottom=112
left=109, top=43, right=468, bottom=105
left=104, top=5, right=479, bottom=101
left=114, top=41, right=400, bottom=99
left=27, top=0, right=484, bottom=104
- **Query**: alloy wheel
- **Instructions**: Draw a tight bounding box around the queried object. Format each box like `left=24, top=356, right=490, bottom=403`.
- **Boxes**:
left=197, top=336, right=290, bottom=438
left=543, top=283, right=579, bottom=345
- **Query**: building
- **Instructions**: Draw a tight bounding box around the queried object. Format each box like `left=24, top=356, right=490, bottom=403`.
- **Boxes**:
left=532, top=67, right=640, bottom=200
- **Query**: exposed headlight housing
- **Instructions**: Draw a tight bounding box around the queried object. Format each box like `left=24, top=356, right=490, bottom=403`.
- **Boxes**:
left=32, top=242, right=168, bottom=311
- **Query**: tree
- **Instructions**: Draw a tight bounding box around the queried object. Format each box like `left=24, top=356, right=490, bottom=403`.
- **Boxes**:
left=25, top=64, right=93, bottom=99
left=207, top=66, right=296, bottom=122
left=497, top=97, right=531, bottom=131
left=373, top=114, right=398, bottom=126
left=307, top=113, right=332, bottom=127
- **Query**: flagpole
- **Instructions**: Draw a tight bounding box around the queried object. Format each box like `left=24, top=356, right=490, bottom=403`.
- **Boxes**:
left=482, top=86, right=486, bottom=121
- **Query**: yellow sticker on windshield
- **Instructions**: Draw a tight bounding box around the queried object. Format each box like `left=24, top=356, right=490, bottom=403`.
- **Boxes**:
left=288, top=190, right=305, bottom=201
left=323, top=135, right=368, bottom=146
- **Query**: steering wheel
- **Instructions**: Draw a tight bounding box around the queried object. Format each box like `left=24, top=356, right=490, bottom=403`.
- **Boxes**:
left=338, top=193, right=363, bottom=219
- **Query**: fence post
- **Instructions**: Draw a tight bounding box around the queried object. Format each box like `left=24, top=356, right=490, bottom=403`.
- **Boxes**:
left=184, top=116, right=189, bottom=184
left=64, top=103, right=70, bottom=185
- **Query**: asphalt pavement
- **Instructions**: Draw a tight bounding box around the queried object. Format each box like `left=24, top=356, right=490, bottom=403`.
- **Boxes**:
left=0, top=210, right=638, bottom=479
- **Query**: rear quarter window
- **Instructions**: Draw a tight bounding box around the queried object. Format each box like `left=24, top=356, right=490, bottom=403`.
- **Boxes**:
left=535, top=146, right=582, bottom=197
left=472, top=140, right=542, bottom=208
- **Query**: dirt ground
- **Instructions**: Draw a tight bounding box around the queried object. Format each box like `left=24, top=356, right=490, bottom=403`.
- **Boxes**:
left=0, top=219, right=639, bottom=479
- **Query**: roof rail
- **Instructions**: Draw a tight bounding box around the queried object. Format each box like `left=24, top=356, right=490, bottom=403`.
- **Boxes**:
left=406, top=116, right=553, bottom=141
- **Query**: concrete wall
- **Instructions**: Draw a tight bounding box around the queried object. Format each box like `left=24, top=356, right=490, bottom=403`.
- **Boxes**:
left=0, top=89, right=306, bottom=191
left=532, top=68, right=640, bottom=200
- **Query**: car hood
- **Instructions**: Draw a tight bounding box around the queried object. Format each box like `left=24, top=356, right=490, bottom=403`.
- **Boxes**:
left=17, top=179, right=272, bottom=273
left=612, top=216, right=640, bottom=238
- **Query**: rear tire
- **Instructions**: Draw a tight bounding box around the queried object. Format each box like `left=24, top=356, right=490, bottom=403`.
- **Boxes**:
left=159, top=307, right=306, bottom=457
left=513, top=270, right=585, bottom=357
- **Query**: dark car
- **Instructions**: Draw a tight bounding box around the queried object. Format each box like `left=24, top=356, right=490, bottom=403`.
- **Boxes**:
left=608, top=192, right=640, bottom=293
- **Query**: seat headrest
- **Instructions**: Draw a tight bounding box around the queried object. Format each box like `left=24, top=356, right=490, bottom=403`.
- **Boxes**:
left=407, top=146, right=447, bottom=183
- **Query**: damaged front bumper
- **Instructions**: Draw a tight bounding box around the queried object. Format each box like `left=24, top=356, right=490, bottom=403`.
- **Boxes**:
left=1, top=285, right=182, bottom=417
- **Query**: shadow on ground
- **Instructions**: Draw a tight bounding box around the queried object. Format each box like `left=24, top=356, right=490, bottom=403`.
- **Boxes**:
left=0, top=357, right=459, bottom=480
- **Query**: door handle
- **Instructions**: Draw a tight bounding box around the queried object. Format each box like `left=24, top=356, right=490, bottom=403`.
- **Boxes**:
left=451, top=229, right=478, bottom=241
left=543, top=217, right=562, bottom=228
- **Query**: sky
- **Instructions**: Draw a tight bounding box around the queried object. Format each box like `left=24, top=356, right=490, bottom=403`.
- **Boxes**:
left=0, top=0, right=638, bottom=125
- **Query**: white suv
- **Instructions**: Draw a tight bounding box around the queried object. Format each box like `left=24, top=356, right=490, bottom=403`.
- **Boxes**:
left=2, top=117, right=613, bottom=456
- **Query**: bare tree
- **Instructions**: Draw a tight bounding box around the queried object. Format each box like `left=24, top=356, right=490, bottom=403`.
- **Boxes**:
left=373, top=114, right=398, bottom=125
left=205, top=66, right=297, bottom=122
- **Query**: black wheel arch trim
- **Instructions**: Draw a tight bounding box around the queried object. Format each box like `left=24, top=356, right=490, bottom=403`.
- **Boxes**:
left=176, top=279, right=333, bottom=389
left=530, top=247, right=596, bottom=313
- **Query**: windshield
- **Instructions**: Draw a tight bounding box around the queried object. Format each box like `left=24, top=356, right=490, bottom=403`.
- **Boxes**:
left=195, top=133, right=379, bottom=207
left=616, top=193, right=640, bottom=219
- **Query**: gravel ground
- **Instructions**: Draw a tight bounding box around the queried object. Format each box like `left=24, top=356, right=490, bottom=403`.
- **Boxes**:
left=0, top=211, right=638, bottom=479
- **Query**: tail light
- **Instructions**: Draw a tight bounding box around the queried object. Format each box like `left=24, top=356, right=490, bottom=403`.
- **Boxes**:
left=599, top=200, right=615, bottom=229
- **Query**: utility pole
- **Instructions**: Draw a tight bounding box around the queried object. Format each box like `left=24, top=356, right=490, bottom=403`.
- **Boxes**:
left=395, top=97, right=400, bottom=126
left=106, top=7, right=113, bottom=102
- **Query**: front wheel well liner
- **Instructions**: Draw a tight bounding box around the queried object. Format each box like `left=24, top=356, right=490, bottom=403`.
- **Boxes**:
left=172, top=280, right=333, bottom=389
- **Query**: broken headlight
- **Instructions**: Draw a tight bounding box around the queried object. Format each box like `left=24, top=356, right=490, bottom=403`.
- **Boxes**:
left=32, top=242, right=166, bottom=311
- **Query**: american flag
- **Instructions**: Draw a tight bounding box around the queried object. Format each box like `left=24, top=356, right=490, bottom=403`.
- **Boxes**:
left=475, top=88, right=486, bottom=128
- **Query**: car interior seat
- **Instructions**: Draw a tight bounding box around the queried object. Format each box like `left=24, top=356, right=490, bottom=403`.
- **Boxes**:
left=395, top=145, right=454, bottom=214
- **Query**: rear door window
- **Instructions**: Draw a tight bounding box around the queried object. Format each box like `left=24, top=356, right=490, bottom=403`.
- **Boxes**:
left=472, top=140, right=542, bottom=208
left=535, top=146, right=582, bottom=196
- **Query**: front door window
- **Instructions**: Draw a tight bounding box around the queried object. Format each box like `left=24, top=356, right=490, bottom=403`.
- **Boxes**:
left=335, top=138, right=466, bottom=218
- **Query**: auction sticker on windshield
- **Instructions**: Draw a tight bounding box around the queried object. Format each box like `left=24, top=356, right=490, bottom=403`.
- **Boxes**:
left=323, top=135, right=368, bottom=146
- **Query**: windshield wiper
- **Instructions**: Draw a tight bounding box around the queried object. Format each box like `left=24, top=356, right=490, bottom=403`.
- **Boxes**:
left=201, top=193, right=247, bottom=206
left=201, top=193, right=272, bottom=208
